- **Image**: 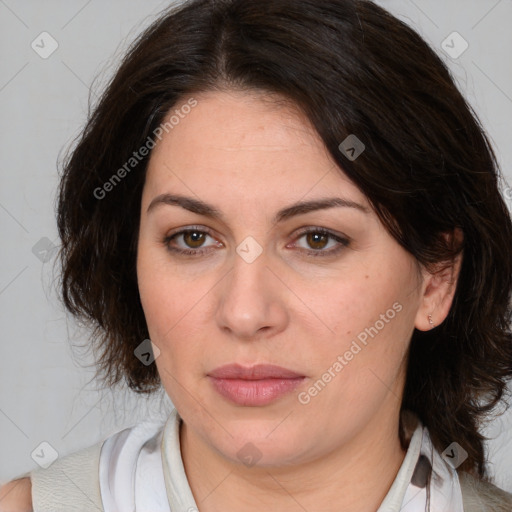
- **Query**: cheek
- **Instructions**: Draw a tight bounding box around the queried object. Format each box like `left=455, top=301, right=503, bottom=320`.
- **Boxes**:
left=137, top=263, right=207, bottom=405
left=299, top=253, right=419, bottom=385
left=138, top=274, right=206, bottom=347
left=136, top=244, right=214, bottom=370
left=301, top=272, right=412, bottom=347
left=299, top=281, right=414, bottom=425
left=137, top=239, right=197, bottom=332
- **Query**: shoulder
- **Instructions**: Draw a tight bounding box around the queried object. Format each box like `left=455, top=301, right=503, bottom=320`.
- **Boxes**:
left=28, top=436, right=106, bottom=512
left=27, top=417, right=168, bottom=511
left=0, top=413, right=173, bottom=512
left=0, top=477, right=32, bottom=512
left=459, top=470, right=512, bottom=512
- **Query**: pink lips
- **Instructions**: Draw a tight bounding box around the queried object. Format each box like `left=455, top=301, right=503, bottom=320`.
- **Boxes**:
left=208, top=364, right=305, bottom=406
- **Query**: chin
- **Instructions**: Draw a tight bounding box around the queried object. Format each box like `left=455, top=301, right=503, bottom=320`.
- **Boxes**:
left=206, top=423, right=312, bottom=468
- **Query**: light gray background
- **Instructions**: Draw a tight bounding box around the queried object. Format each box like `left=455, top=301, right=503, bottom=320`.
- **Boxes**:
left=1, top=0, right=511, bottom=491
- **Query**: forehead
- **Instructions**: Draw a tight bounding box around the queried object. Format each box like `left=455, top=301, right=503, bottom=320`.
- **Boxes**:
left=143, top=89, right=367, bottom=208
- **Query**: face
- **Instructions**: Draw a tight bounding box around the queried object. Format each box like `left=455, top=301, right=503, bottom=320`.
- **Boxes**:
left=136, top=89, right=426, bottom=468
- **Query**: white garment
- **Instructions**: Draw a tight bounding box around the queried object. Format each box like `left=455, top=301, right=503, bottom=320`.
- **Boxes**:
left=97, top=407, right=465, bottom=512
left=99, top=419, right=171, bottom=511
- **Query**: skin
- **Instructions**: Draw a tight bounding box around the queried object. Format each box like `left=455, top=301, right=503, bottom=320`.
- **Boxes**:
left=0, top=478, right=32, bottom=512
left=135, top=89, right=461, bottom=512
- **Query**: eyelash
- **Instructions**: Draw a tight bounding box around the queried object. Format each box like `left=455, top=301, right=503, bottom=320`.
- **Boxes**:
left=162, top=226, right=350, bottom=258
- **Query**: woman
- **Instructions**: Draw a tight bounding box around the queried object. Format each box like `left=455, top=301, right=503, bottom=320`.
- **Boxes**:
left=2, top=0, right=512, bottom=510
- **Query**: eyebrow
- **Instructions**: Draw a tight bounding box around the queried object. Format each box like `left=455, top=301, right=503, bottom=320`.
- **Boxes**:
left=146, top=193, right=370, bottom=223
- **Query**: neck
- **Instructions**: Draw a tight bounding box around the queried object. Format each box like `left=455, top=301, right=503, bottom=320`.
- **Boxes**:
left=179, top=404, right=407, bottom=512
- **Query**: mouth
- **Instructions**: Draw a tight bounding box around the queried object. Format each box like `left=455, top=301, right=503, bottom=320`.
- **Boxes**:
left=207, top=363, right=306, bottom=406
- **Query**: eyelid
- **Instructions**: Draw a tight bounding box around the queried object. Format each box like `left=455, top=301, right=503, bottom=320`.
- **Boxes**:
left=164, top=225, right=222, bottom=251
left=292, top=226, right=350, bottom=241
left=165, top=225, right=218, bottom=241
left=163, top=225, right=350, bottom=257
left=288, top=227, right=350, bottom=257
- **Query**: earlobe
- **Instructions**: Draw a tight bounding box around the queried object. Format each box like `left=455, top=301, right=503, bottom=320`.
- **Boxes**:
left=414, top=229, right=463, bottom=332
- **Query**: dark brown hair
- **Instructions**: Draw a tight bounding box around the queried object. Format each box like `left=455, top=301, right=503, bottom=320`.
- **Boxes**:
left=56, top=0, right=512, bottom=478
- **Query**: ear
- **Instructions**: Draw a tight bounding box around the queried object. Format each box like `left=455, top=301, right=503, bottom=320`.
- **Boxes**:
left=414, top=228, right=463, bottom=331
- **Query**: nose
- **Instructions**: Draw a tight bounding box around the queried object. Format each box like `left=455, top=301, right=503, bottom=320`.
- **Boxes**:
left=215, top=249, right=289, bottom=340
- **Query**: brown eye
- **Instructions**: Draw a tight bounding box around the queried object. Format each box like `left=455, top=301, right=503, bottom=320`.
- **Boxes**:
left=305, top=232, right=329, bottom=250
left=163, top=227, right=223, bottom=256
left=182, top=230, right=207, bottom=248
left=291, top=228, right=350, bottom=258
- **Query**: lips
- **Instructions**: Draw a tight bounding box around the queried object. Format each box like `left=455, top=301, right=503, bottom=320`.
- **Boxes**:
left=207, top=363, right=304, bottom=380
left=207, top=364, right=306, bottom=406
